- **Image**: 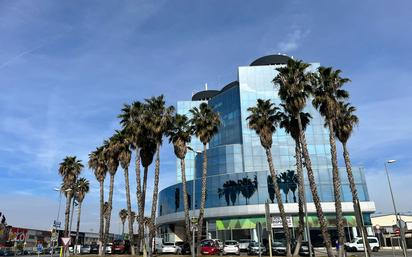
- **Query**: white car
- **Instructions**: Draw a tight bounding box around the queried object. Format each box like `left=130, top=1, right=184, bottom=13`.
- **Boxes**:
left=156, top=242, right=182, bottom=254
left=239, top=239, right=254, bottom=252
left=105, top=243, right=113, bottom=254
left=223, top=240, right=240, bottom=255
left=344, top=237, right=380, bottom=252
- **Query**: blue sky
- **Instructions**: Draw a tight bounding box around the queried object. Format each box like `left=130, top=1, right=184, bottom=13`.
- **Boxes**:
left=1, top=0, right=412, bottom=232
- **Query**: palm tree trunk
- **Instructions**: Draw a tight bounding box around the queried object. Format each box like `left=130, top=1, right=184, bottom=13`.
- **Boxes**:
left=197, top=143, right=208, bottom=251
left=135, top=148, right=143, bottom=255
left=139, top=166, right=148, bottom=255
left=342, top=142, right=371, bottom=254
left=297, top=116, right=334, bottom=257
left=99, top=180, right=105, bottom=256
left=328, top=120, right=345, bottom=257
left=124, top=165, right=135, bottom=255
left=122, top=222, right=125, bottom=236
left=181, top=158, right=191, bottom=244
left=265, top=148, right=292, bottom=257
left=75, top=201, right=83, bottom=248
left=293, top=141, right=305, bottom=257
left=64, top=191, right=72, bottom=237
left=149, top=146, right=161, bottom=257
left=103, top=174, right=115, bottom=255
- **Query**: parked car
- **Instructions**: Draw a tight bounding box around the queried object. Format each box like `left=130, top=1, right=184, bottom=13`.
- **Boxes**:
left=0, top=250, right=14, bottom=256
left=247, top=241, right=266, bottom=255
left=212, top=239, right=223, bottom=251
left=90, top=244, right=99, bottom=254
left=292, top=241, right=314, bottom=256
left=156, top=242, right=182, bottom=254
left=200, top=239, right=220, bottom=255
left=80, top=244, right=91, bottom=254
left=239, top=239, right=254, bottom=252
left=113, top=240, right=131, bottom=254
left=272, top=241, right=287, bottom=256
left=175, top=241, right=191, bottom=255
left=105, top=243, right=113, bottom=254
left=344, top=237, right=380, bottom=252
left=222, top=240, right=240, bottom=255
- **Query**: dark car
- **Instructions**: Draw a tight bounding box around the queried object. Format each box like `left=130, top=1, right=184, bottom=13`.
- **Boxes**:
left=113, top=240, right=131, bottom=254
left=1, top=250, right=14, bottom=256
left=175, top=241, right=191, bottom=255
left=90, top=244, right=99, bottom=254
left=247, top=241, right=266, bottom=255
left=271, top=241, right=287, bottom=256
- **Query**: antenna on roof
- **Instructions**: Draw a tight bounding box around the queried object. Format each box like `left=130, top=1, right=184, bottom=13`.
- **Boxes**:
left=205, top=83, right=208, bottom=90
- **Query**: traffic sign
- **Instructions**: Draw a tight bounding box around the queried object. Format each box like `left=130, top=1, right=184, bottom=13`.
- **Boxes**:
left=53, top=220, right=61, bottom=228
left=61, top=237, right=71, bottom=247
left=37, top=244, right=43, bottom=253
left=395, top=228, right=400, bottom=236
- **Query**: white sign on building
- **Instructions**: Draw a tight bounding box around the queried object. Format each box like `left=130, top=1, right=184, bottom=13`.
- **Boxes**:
left=271, top=216, right=293, bottom=228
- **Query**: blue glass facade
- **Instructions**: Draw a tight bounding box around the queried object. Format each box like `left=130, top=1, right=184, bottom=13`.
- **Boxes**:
left=158, top=56, right=373, bottom=242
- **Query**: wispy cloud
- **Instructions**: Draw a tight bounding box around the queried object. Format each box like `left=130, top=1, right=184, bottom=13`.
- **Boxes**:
left=276, top=28, right=310, bottom=53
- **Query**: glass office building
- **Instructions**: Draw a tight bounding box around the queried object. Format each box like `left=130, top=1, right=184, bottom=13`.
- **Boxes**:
left=157, top=55, right=375, bottom=245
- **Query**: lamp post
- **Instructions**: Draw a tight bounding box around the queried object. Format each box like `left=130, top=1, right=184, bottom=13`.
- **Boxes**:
left=188, top=146, right=202, bottom=257
left=52, top=187, right=71, bottom=257
left=384, top=160, right=407, bottom=257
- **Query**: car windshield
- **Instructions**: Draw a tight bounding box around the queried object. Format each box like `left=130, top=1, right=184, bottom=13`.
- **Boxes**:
left=240, top=239, right=251, bottom=243
left=225, top=241, right=237, bottom=245
left=350, top=238, right=359, bottom=243
left=249, top=242, right=262, bottom=247
left=164, top=243, right=174, bottom=246
left=201, top=240, right=214, bottom=247
left=175, top=242, right=184, bottom=246
left=273, top=241, right=285, bottom=247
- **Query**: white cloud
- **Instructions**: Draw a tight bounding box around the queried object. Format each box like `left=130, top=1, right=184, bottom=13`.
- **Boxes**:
left=276, top=29, right=310, bottom=53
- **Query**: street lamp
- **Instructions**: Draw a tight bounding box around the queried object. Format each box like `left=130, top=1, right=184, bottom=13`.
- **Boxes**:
left=384, top=160, right=407, bottom=257
left=187, top=146, right=202, bottom=257
left=52, top=187, right=71, bottom=257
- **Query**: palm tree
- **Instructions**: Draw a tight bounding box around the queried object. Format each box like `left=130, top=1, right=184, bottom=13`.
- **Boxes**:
left=278, top=172, right=290, bottom=203
left=274, top=59, right=334, bottom=257
left=267, top=176, right=275, bottom=203
left=58, top=156, right=83, bottom=237
left=102, top=133, right=122, bottom=253
left=144, top=95, right=175, bottom=257
left=119, top=209, right=128, bottom=236
left=190, top=102, right=221, bottom=243
left=313, top=66, right=350, bottom=257
left=286, top=170, right=298, bottom=203
left=335, top=102, right=371, bottom=253
left=89, top=146, right=107, bottom=256
left=119, top=101, right=145, bottom=254
left=167, top=113, right=193, bottom=242
left=116, top=129, right=135, bottom=255
left=279, top=104, right=312, bottom=256
left=246, top=99, right=292, bottom=257
left=75, top=177, right=90, bottom=248
left=238, top=176, right=258, bottom=205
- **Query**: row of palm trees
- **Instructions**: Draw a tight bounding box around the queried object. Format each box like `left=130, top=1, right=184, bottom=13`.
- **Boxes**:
left=57, top=57, right=363, bottom=257
left=244, top=58, right=363, bottom=257
left=217, top=176, right=258, bottom=206
left=58, top=157, right=90, bottom=250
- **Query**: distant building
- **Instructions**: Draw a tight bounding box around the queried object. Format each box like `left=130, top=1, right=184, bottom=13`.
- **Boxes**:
left=371, top=214, right=412, bottom=247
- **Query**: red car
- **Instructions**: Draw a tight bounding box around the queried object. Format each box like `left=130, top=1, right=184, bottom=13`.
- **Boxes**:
left=200, top=239, right=220, bottom=255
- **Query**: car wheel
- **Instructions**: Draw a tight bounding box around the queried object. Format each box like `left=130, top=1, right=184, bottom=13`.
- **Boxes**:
left=372, top=247, right=379, bottom=252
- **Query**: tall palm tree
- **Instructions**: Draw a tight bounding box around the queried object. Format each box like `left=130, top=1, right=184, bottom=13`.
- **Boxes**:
left=313, top=66, right=350, bottom=257
left=58, top=156, right=84, bottom=237
left=218, top=180, right=239, bottom=206
left=274, top=59, right=334, bottom=257
left=75, top=177, right=90, bottom=248
left=102, top=134, right=121, bottom=252
left=167, top=114, right=193, bottom=243
left=89, top=146, right=107, bottom=256
left=145, top=95, right=175, bottom=257
left=116, top=129, right=135, bottom=255
left=119, top=209, right=128, bottom=236
left=246, top=99, right=292, bottom=257
left=279, top=108, right=311, bottom=255
left=119, top=101, right=145, bottom=254
left=335, top=102, right=371, bottom=253
left=190, top=102, right=221, bottom=244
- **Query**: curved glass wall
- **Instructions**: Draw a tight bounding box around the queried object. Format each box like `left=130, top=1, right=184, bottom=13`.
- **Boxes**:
left=158, top=168, right=369, bottom=217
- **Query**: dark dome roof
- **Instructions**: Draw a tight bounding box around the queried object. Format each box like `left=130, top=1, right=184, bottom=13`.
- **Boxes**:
left=221, top=81, right=239, bottom=93
left=250, top=55, right=291, bottom=66
left=191, top=90, right=220, bottom=101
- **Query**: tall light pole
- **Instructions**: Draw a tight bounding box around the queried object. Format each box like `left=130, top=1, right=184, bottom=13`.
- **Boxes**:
left=188, top=146, right=202, bottom=257
left=384, top=160, right=407, bottom=257
left=52, top=187, right=71, bottom=257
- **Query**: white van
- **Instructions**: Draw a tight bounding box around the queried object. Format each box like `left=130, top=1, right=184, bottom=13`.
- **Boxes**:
left=344, top=237, right=380, bottom=252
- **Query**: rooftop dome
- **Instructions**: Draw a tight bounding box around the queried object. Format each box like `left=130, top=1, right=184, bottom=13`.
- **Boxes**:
left=191, top=90, right=220, bottom=101
left=250, top=54, right=291, bottom=66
